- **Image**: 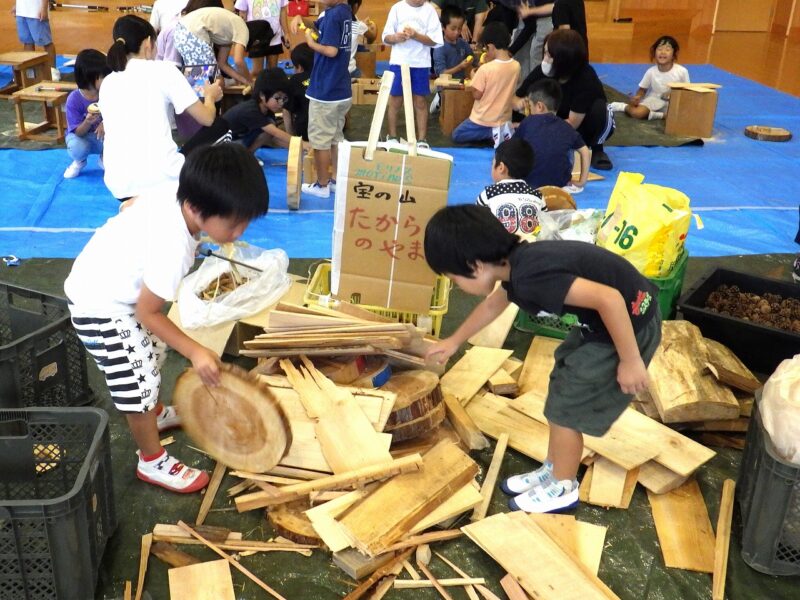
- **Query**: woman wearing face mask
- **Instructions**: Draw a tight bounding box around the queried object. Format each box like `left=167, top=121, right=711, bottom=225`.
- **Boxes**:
left=514, top=28, right=614, bottom=170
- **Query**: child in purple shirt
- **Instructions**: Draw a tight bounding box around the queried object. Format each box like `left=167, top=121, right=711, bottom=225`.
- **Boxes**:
left=64, top=49, right=111, bottom=179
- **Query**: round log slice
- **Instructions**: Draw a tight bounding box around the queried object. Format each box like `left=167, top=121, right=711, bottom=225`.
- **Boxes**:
left=174, top=363, right=291, bottom=472
left=267, top=500, right=322, bottom=546
left=386, top=401, right=447, bottom=443
left=744, top=125, right=792, bottom=142
left=381, top=370, right=442, bottom=428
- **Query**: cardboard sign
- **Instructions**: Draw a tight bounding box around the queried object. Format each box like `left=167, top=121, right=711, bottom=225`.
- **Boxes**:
left=332, top=142, right=452, bottom=314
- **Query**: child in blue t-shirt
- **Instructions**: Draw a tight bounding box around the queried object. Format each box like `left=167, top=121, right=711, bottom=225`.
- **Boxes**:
left=432, top=5, right=472, bottom=80
left=63, top=49, right=111, bottom=179
left=514, top=78, right=589, bottom=193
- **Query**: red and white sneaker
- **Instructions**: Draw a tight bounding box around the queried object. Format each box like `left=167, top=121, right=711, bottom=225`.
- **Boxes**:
left=136, top=451, right=209, bottom=493
left=156, top=405, right=182, bottom=432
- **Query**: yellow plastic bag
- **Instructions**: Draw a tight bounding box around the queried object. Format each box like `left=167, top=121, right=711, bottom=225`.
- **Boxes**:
left=596, top=172, right=691, bottom=277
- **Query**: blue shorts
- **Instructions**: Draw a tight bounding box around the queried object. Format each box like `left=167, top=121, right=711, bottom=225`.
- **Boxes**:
left=16, top=16, right=53, bottom=46
left=388, top=65, right=430, bottom=97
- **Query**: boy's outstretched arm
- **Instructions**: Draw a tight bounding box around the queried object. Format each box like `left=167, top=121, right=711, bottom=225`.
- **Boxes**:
left=425, top=285, right=510, bottom=365
left=563, top=277, right=650, bottom=394
left=135, top=285, right=221, bottom=387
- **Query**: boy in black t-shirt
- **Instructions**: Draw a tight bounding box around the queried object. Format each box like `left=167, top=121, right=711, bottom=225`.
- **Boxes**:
left=424, top=204, right=662, bottom=513
left=285, top=43, right=313, bottom=141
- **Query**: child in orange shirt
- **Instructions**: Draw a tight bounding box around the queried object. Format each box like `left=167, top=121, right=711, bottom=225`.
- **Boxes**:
left=452, top=21, right=519, bottom=147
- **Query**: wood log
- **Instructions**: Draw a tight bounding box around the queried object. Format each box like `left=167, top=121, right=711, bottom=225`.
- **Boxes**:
left=267, top=500, right=323, bottom=545
left=647, top=321, right=740, bottom=423
left=173, top=364, right=291, bottom=472
left=150, top=542, right=200, bottom=568
left=382, top=370, right=442, bottom=427
left=386, top=401, right=446, bottom=443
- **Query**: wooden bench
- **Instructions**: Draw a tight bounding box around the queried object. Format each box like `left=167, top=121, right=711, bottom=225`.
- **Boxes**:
left=10, top=81, right=77, bottom=143
left=0, top=52, right=50, bottom=99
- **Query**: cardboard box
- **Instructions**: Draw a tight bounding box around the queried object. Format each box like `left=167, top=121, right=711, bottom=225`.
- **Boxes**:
left=352, top=78, right=382, bottom=105
left=665, top=83, right=720, bottom=138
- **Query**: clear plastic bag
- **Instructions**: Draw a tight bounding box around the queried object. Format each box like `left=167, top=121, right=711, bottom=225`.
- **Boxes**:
left=761, top=354, right=800, bottom=465
left=178, top=244, right=291, bottom=329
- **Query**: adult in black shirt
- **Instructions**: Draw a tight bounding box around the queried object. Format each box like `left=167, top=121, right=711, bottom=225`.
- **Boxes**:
left=515, top=29, right=614, bottom=170
left=552, top=0, right=588, bottom=56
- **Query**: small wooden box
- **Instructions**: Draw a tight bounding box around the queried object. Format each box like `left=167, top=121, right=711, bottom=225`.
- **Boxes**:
left=439, top=87, right=474, bottom=136
left=665, top=83, right=720, bottom=138
left=355, top=49, right=377, bottom=78
left=352, top=78, right=381, bottom=105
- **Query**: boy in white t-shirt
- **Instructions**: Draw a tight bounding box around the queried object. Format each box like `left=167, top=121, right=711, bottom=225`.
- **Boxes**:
left=64, top=144, right=269, bottom=494
left=12, top=0, right=61, bottom=80
left=608, top=35, right=689, bottom=121
left=382, top=0, right=443, bottom=149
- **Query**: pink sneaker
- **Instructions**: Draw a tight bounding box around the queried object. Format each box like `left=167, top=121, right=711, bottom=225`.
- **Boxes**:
left=136, top=451, right=209, bottom=493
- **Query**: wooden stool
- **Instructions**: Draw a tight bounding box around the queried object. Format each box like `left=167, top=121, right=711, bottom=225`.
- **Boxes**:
left=439, top=86, right=474, bottom=137
left=10, top=81, right=76, bottom=143
left=0, top=52, right=50, bottom=98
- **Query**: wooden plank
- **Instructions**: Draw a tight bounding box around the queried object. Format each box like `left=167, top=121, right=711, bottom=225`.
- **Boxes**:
left=647, top=479, right=716, bottom=573
left=487, top=369, right=519, bottom=396
left=704, top=339, right=761, bottom=393
left=588, top=457, right=629, bottom=508
left=500, top=574, right=530, bottom=600
left=150, top=542, right=201, bottom=568
left=196, top=462, right=226, bottom=526
left=333, top=548, right=395, bottom=580
left=467, top=300, right=519, bottom=348
left=152, top=524, right=241, bottom=543
left=383, top=529, right=463, bottom=552
left=443, top=392, right=490, bottom=450
left=619, top=467, right=639, bottom=510
left=637, top=460, right=689, bottom=494
left=411, top=481, right=482, bottom=534
left=705, top=362, right=761, bottom=394
left=471, top=433, right=509, bottom=521
left=440, top=347, right=513, bottom=406
left=394, top=578, right=486, bottom=589
left=517, top=336, right=561, bottom=395
left=176, top=521, right=286, bottom=599
left=502, top=357, right=524, bottom=380
left=712, top=480, right=736, bottom=600
left=235, top=454, right=423, bottom=511
left=463, top=513, right=617, bottom=599
left=168, top=560, right=235, bottom=600
left=529, top=514, right=607, bottom=576
left=134, top=533, right=152, bottom=600
left=339, top=441, right=479, bottom=556
left=123, top=581, right=132, bottom=600
left=342, top=547, right=414, bottom=600
left=305, top=487, right=372, bottom=552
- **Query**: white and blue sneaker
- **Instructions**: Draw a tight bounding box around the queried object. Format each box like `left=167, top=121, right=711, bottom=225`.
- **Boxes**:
left=509, top=478, right=580, bottom=513
left=501, top=461, right=553, bottom=495
left=301, top=181, right=331, bottom=198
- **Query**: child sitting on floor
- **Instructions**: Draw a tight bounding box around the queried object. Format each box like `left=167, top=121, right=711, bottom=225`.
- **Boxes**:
left=64, top=49, right=111, bottom=179
left=423, top=204, right=662, bottom=513
left=608, top=35, right=689, bottom=121
left=452, top=22, right=519, bottom=147
left=64, top=144, right=269, bottom=494
left=476, top=138, right=547, bottom=236
left=514, top=78, right=590, bottom=192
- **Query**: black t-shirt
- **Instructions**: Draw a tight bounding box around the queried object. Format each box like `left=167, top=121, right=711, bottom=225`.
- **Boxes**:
left=516, top=63, right=606, bottom=119
left=552, top=0, right=588, bottom=53
left=501, top=241, right=659, bottom=343
left=286, top=71, right=310, bottom=141
left=222, top=100, right=275, bottom=139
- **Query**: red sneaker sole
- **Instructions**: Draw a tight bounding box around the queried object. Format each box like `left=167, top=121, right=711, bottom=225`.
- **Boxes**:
left=136, top=469, right=210, bottom=494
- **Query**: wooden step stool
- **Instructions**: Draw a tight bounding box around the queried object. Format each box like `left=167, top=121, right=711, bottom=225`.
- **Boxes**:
left=11, top=81, right=77, bottom=143
left=0, top=51, right=50, bottom=98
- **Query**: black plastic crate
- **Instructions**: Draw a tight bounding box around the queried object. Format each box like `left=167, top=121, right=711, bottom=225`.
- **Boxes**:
left=0, top=407, right=116, bottom=599
left=0, top=283, right=90, bottom=409
left=677, top=268, right=800, bottom=374
left=737, top=400, right=800, bottom=576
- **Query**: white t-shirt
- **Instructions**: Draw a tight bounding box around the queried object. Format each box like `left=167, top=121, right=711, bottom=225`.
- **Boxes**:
left=382, top=1, right=442, bottom=68
left=234, top=0, right=288, bottom=47
left=99, top=59, right=199, bottom=199
left=65, top=186, right=199, bottom=316
left=15, top=0, right=43, bottom=19
left=150, top=0, right=189, bottom=33
left=349, top=19, right=368, bottom=74
left=639, top=63, right=690, bottom=101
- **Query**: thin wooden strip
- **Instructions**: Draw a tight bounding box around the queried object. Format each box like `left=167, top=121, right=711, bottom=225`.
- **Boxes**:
left=471, top=433, right=509, bottom=521
left=619, top=467, right=639, bottom=510
left=383, top=529, right=463, bottom=553
left=134, top=533, right=152, bottom=600
left=500, top=574, right=530, bottom=600
left=395, top=577, right=485, bottom=589
left=712, top=480, right=736, bottom=600
left=434, top=551, right=481, bottom=600
left=152, top=524, right=241, bottom=542
left=123, top=581, right=132, bottom=600
left=196, top=462, right=226, bottom=526
left=647, top=479, right=716, bottom=573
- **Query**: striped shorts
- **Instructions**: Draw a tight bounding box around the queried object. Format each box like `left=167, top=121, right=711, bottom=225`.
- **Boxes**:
left=71, top=313, right=167, bottom=413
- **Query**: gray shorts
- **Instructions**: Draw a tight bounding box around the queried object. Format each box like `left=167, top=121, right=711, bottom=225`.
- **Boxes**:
left=544, top=313, right=663, bottom=437
left=308, top=99, right=351, bottom=150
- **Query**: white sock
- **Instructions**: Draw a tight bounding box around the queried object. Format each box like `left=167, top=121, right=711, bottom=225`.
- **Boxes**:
left=608, top=101, right=627, bottom=112
left=648, top=111, right=664, bottom=120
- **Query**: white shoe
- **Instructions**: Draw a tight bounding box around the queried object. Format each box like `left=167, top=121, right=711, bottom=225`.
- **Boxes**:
left=501, top=461, right=553, bottom=495
left=417, top=140, right=430, bottom=150
left=63, top=160, right=86, bottom=179
left=136, top=451, right=209, bottom=493
left=562, top=183, right=584, bottom=194
left=156, top=405, right=182, bottom=432
left=509, top=478, right=579, bottom=513
left=50, top=68, right=61, bottom=82
left=648, top=111, right=665, bottom=121
left=608, top=101, right=627, bottom=112
left=429, top=92, right=440, bottom=114
left=301, top=181, right=331, bottom=198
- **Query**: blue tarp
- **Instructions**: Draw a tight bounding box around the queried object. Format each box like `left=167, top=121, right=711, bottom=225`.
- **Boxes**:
left=0, top=64, right=797, bottom=259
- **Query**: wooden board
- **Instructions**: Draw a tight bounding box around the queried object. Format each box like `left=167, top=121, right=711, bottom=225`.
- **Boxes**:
left=487, top=369, right=519, bottom=396
left=150, top=542, right=201, bottom=568
left=517, top=337, right=561, bottom=395
left=173, top=364, right=291, bottom=472
left=168, top=560, right=235, bottom=600
left=636, top=461, right=689, bottom=494
left=587, top=457, right=629, bottom=508
left=268, top=500, right=322, bottom=545
left=471, top=434, right=509, bottom=521
left=463, top=513, right=617, bottom=599
left=305, top=487, right=372, bottom=552
left=333, top=547, right=396, bottom=580
left=443, top=393, right=490, bottom=451
left=467, top=300, right=519, bottom=348
left=411, top=481, right=482, bottom=534
left=440, top=347, right=513, bottom=406
left=647, top=479, right=716, bottom=573
left=647, top=321, right=740, bottom=423
left=529, top=514, right=608, bottom=576
left=339, top=440, right=479, bottom=557
left=712, top=480, right=736, bottom=600
left=286, top=136, right=303, bottom=210
left=500, top=574, right=530, bottom=600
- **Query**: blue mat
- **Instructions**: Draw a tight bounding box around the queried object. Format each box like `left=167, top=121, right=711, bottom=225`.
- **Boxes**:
left=0, top=64, right=798, bottom=260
